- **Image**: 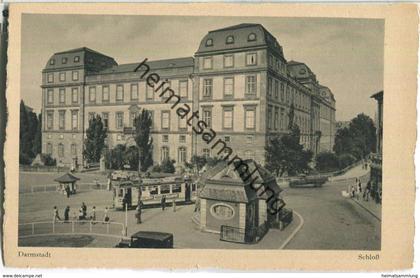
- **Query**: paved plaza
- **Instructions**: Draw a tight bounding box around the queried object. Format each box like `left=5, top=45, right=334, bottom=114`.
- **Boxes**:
left=18, top=167, right=380, bottom=250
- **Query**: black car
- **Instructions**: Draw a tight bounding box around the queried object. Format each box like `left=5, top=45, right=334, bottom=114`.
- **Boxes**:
left=115, top=231, right=174, bottom=248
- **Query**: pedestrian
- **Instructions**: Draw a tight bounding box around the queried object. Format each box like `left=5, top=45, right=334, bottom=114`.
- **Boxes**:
left=82, top=202, right=87, bottom=218
left=64, top=206, right=70, bottom=222
left=172, top=199, right=176, bottom=212
left=161, top=195, right=166, bottom=211
left=53, top=206, right=61, bottom=222
left=91, top=206, right=96, bottom=223
left=103, top=206, right=109, bottom=223
left=365, top=181, right=371, bottom=201
left=65, top=185, right=70, bottom=198
left=350, top=185, right=355, bottom=198
left=78, top=208, right=84, bottom=220
left=107, top=176, right=112, bottom=191
left=135, top=202, right=143, bottom=224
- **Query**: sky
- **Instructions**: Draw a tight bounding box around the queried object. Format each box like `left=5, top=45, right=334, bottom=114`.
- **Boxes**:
left=20, top=14, right=384, bottom=121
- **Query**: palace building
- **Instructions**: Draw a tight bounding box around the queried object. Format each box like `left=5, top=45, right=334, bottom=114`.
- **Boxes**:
left=41, top=23, right=336, bottom=168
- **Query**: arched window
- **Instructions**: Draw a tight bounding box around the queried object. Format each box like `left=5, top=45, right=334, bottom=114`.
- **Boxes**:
left=178, top=147, right=186, bottom=163
left=226, top=35, right=234, bottom=44
left=248, top=33, right=257, bottom=41
left=46, top=143, right=53, bottom=155
left=71, top=144, right=77, bottom=156
left=161, top=146, right=169, bottom=162
left=205, top=38, right=213, bottom=47
left=58, top=143, right=64, bottom=157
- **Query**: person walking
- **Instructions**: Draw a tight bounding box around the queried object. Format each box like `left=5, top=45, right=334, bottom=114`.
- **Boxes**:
left=365, top=181, right=371, bottom=201
left=82, top=202, right=87, bottom=219
left=65, top=185, right=70, bottom=198
left=172, top=199, right=176, bottom=212
left=161, top=195, right=166, bottom=211
left=135, top=202, right=143, bottom=224
left=91, top=206, right=96, bottom=223
left=64, top=206, right=70, bottom=222
left=78, top=208, right=84, bottom=220
left=53, top=206, right=61, bottom=222
left=103, top=207, right=109, bottom=223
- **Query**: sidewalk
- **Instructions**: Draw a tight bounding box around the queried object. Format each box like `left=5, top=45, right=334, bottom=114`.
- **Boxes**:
left=329, top=164, right=369, bottom=182
left=350, top=196, right=381, bottom=221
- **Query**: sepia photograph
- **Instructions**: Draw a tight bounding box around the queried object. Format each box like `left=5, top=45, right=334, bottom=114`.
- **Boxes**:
left=16, top=13, right=383, bottom=250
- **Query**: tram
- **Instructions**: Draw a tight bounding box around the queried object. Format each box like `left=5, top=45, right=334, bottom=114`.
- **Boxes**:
left=112, top=175, right=197, bottom=210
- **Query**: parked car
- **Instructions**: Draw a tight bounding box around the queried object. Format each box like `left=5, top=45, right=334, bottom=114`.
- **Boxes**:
left=115, top=231, right=174, bottom=248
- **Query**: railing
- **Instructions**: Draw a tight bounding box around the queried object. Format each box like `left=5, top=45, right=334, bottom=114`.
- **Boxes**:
left=20, top=165, right=70, bottom=173
left=220, top=225, right=263, bottom=244
left=20, top=182, right=110, bottom=194
left=18, top=220, right=127, bottom=239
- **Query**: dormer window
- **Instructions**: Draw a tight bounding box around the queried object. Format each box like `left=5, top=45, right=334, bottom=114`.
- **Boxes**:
left=62, top=57, right=68, bottom=64
left=248, top=33, right=257, bottom=42
left=74, top=56, right=80, bottom=63
left=49, top=59, right=55, bottom=65
left=205, top=38, right=213, bottom=47
left=226, top=35, right=234, bottom=44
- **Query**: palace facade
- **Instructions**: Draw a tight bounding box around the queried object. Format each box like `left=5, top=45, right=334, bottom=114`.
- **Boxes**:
left=41, top=23, right=336, bottom=168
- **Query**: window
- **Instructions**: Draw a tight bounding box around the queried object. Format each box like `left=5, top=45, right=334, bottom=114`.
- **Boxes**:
left=179, top=80, right=188, bottom=98
left=62, top=57, right=68, bottom=64
left=70, top=88, right=78, bottom=104
left=178, top=147, right=187, bottom=163
left=59, top=72, right=66, bottom=82
left=130, top=84, right=138, bottom=100
left=47, top=73, right=53, bottom=83
left=47, top=89, right=54, bottom=104
left=205, top=38, right=213, bottom=47
left=224, top=136, right=231, bottom=143
left=274, top=80, right=279, bottom=99
left=130, top=112, right=137, bottom=127
left=203, top=148, right=210, bottom=158
left=245, top=107, right=256, bottom=129
left=281, top=83, right=285, bottom=102
left=172, top=184, right=182, bottom=193
left=246, top=75, right=257, bottom=95
left=224, top=77, right=234, bottom=97
left=203, top=79, right=213, bottom=98
left=269, top=55, right=274, bottom=68
left=246, top=53, right=257, bottom=66
left=47, top=111, right=54, bottom=130
left=244, top=150, right=254, bottom=160
left=274, top=107, right=279, bottom=130
left=203, top=109, right=212, bottom=128
left=58, top=143, right=64, bottom=157
left=71, top=110, right=78, bottom=130
left=162, top=135, right=169, bottom=143
left=203, top=57, right=212, bottom=69
left=116, top=112, right=124, bottom=129
left=161, top=146, right=169, bottom=161
left=72, top=71, right=79, bottom=81
left=59, top=111, right=65, bottom=130
left=146, top=83, right=154, bottom=100
left=46, top=143, right=53, bottom=155
left=224, top=55, right=234, bottom=68
left=161, top=185, right=170, bottom=194
left=74, top=56, right=80, bottom=63
left=280, top=109, right=285, bottom=130
left=246, top=135, right=254, bottom=144
left=268, top=77, right=272, bottom=98
left=58, top=88, right=66, bottom=104
left=116, top=85, right=124, bottom=101
left=268, top=106, right=272, bottom=130
left=179, top=135, right=186, bottom=143
left=226, top=35, right=234, bottom=44
left=71, top=144, right=77, bottom=156
left=248, top=33, right=257, bottom=41
left=50, top=59, right=55, bottom=65
left=223, top=107, right=233, bottom=129
left=89, top=87, right=96, bottom=103
left=179, top=116, right=187, bottom=129
left=161, top=111, right=170, bottom=129
left=102, top=112, right=109, bottom=129
left=102, top=86, right=110, bottom=102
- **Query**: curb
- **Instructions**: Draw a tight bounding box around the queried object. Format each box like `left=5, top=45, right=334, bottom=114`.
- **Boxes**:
left=350, top=198, right=381, bottom=221
left=279, top=210, right=304, bottom=249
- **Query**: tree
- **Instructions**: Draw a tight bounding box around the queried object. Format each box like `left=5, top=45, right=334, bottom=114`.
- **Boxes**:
left=83, top=115, right=107, bottom=163
left=190, top=155, right=207, bottom=171
left=334, top=113, right=376, bottom=160
left=133, top=109, right=154, bottom=172
left=315, top=152, right=339, bottom=173
left=265, top=124, right=313, bottom=177
left=20, top=100, right=40, bottom=164
left=32, top=112, right=42, bottom=156
left=160, top=159, right=175, bottom=173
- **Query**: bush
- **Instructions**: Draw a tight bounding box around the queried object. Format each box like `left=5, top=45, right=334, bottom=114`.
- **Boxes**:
left=338, top=153, right=357, bottom=169
left=315, top=152, right=339, bottom=173
left=41, top=154, right=56, bottom=166
left=152, top=164, right=162, bottom=173
left=19, top=153, right=32, bottom=165
left=160, top=159, right=175, bottom=173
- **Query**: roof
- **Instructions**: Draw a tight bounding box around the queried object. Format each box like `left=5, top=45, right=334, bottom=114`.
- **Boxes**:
left=54, top=47, right=115, bottom=60
left=97, top=57, right=194, bottom=74
left=371, top=90, right=383, bottom=100
left=54, top=172, right=80, bottom=183
left=196, top=23, right=284, bottom=58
